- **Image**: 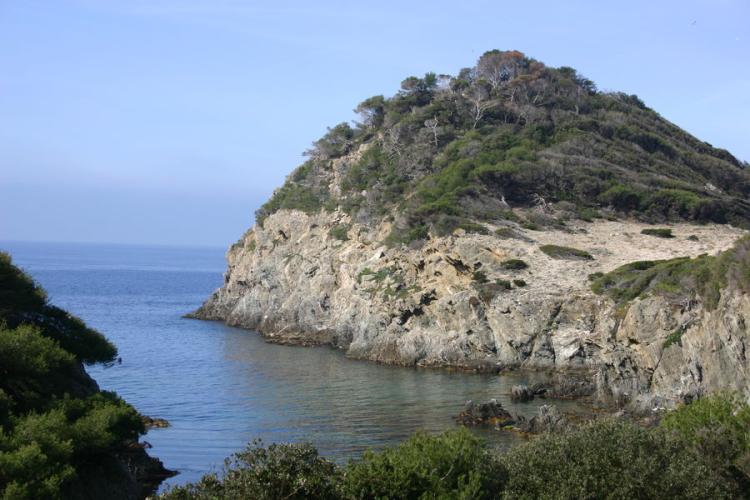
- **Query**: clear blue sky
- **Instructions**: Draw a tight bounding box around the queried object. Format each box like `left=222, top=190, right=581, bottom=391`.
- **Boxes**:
left=1, top=0, right=748, bottom=246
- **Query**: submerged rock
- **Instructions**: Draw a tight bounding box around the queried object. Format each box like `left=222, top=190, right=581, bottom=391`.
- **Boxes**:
left=456, top=399, right=514, bottom=426
left=515, top=405, right=569, bottom=434
left=142, top=416, right=171, bottom=429
left=510, top=385, right=534, bottom=402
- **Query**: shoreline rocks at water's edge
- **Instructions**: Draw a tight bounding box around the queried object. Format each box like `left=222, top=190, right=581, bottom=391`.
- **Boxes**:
left=192, top=209, right=750, bottom=413
left=455, top=398, right=571, bottom=434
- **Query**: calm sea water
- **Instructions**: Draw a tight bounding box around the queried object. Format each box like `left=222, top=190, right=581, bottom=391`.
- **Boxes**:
left=1, top=240, right=585, bottom=488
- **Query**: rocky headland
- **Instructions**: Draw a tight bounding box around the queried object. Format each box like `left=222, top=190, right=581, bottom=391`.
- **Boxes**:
left=192, top=50, right=750, bottom=412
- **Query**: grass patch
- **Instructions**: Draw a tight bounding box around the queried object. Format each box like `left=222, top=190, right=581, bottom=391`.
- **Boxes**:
left=513, top=279, right=527, bottom=287
left=540, top=245, right=594, bottom=261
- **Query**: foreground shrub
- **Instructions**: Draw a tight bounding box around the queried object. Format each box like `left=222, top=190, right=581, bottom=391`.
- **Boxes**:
left=342, top=428, right=504, bottom=500
left=162, top=441, right=340, bottom=500
left=501, top=418, right=734, bottom=499
left=661, top=393, right=750, bottom=488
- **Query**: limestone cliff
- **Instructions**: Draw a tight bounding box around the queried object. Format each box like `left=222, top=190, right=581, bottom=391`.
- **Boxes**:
left=193, top=211, right=747, bottom=410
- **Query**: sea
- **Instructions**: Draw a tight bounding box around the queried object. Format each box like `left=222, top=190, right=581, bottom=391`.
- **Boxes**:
left=1, top=240, right=586, bottom=489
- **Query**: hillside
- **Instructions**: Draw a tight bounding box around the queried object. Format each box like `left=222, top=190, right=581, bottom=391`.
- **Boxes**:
left=195, top=50, right=750, bottom=411
left=257, top=50, right=750, bottom=244
left=0, top=253, right=172, bottom=499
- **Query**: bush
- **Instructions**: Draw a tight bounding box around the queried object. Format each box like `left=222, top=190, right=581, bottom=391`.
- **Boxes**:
left=598, top=184, right=644, bottom=212
left=501, top=418, right=734, bottom=499
left=495, top=227, right=524, bottom=239
left=539, top=245, right=593, bottom=261
left=641, top=228, right=674, bottom=238
left=0, top=253, right=116, bottom=364
left=329, top=224, right=351, bottom=241
left=661, top=393, right=750, bottom=488
left=342, top=429, right=505, bottom=500
left=472, top=270, right=489, bottom=284
left=500, top=259, right=528, bottom=270
left=513, top=279, right=527, bottom=287
left=162, top=441, right=340, bottom=500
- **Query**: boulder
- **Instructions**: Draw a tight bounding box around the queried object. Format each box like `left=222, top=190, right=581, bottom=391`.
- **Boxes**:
left=456, top=399, right=514, bottom=426
left=511, top=385, right=534, bottom=402
left=516, top=404, right=568, bottom=433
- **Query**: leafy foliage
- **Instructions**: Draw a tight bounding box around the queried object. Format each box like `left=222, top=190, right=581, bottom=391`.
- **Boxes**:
left=661, top=393, right=750, bottom=489
left=501, top=418, right=734, bottom=499
left=329, top=224, right=351, bottom=241
left=0, top=256, right=147, bottom=499
left=162, top=441, right=340, bottom=500
left=252, top=50, right=750, bottom=244
left=161, top=409, right=750, bottom=499
left=539, top=244, right=594, bottom=260
left=342, top=429, right=504, bottom=500
left=0, top=252, right=116, bottom=364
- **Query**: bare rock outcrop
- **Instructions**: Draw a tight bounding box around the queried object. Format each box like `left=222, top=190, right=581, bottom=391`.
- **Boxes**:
left=192, top=208, right=749, bottom=410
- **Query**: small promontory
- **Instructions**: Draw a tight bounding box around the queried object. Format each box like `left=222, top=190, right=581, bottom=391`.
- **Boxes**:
left=194, top=50, right=750, bottom=410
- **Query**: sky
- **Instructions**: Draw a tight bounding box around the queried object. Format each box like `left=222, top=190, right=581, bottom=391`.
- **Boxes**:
left=1, top=0, right=748, bottom=247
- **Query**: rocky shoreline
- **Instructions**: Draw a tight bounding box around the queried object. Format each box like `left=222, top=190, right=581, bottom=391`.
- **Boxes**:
left=192, top=209, right=749, bottom=412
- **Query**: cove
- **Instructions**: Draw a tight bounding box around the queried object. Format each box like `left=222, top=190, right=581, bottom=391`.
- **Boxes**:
left=1, top=240, right=588, bottom=489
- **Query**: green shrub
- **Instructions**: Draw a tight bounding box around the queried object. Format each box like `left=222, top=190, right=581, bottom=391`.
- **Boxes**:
left=256, top=184, right=326, bottom=226
left=539, top=244, right=594, bottom=260
left=500, top=259, right=528, bottom=270
left=472, top=270, right=489, bottom=284
left=501, top=418, right=734, bottom=499
left=162, top=441, right=340, bottom=500
left=342, top=429, right=505, bottom=500
left=496, top=279, right=512, bottom=289
left=0, top=257, right=149, bottom=499
left=385, top=224, right=429, bottom=247
left=329, top=224, right=351, bottom=241
left=513, top=279, right=527, bottom=287
left=0, top=252, right=117, bottom=364
left=661, top=393, right=750, bottom=488
left=641, top=228, right=674, bottom=238
left=598, top=184, right=644, bottom=212
left=663, top=326, right=686, bottom=348
left=495, top=227, right=523, bottom=239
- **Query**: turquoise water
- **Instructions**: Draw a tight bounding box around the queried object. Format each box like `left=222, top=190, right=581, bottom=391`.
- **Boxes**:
left=1, top=241, right=585, bottom=488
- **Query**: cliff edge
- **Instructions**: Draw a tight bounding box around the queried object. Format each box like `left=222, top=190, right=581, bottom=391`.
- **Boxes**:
left=194, top=50, right=750, bottom=410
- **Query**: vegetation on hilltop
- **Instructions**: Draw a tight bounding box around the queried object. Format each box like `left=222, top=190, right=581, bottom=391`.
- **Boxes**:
left=162, top=393, right=750, bottom=499
left=0, top=253, right=157, bottom=499
left=255, top=50, right=750, bottom=245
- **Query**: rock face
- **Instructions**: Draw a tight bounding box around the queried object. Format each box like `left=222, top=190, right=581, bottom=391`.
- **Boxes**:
left=456, top=399, right=514, bottom=426
left=193, top=209, right=749, bottom=411
left=516, top=405, right=569, bottom=434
